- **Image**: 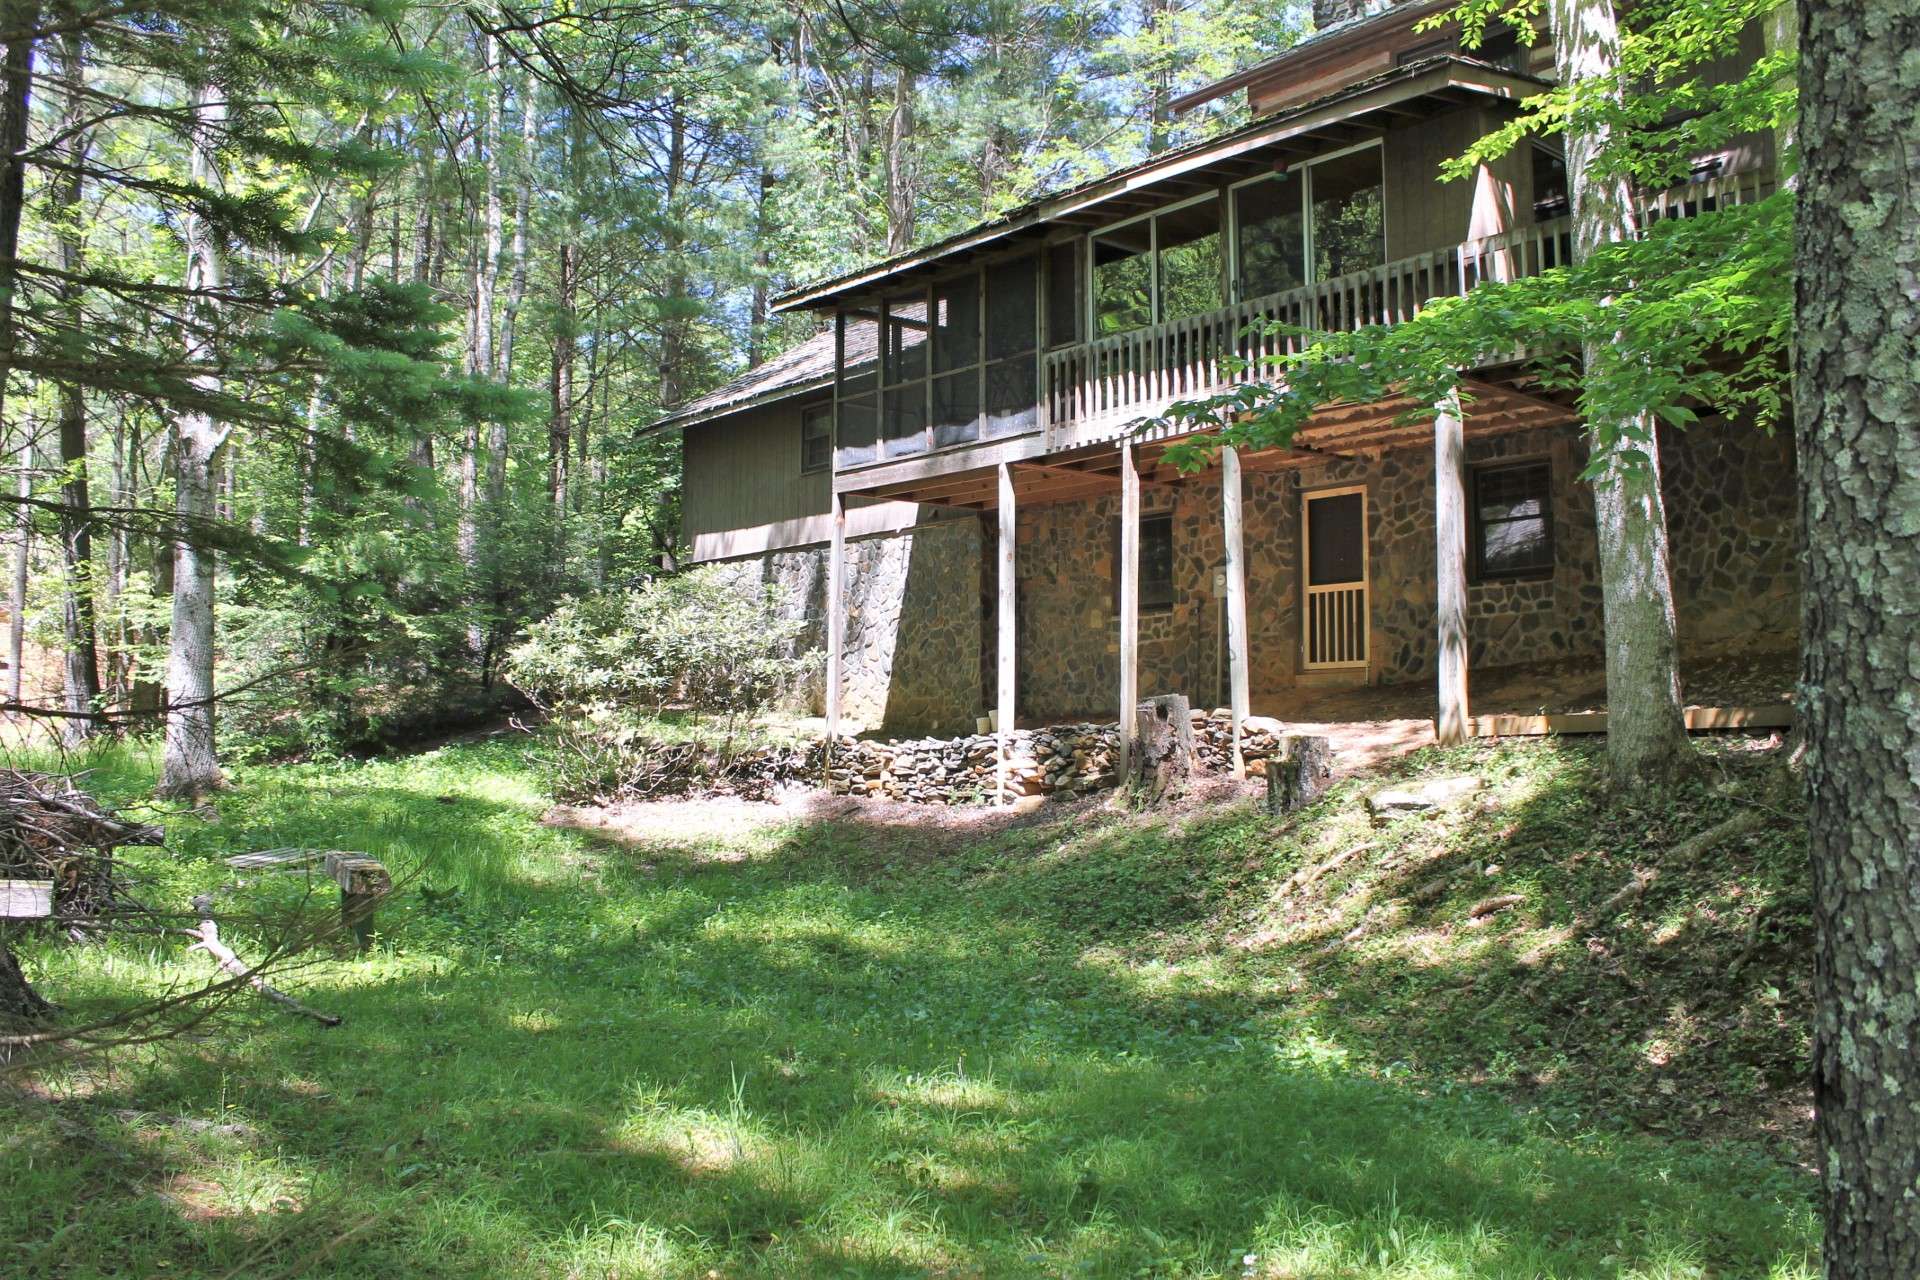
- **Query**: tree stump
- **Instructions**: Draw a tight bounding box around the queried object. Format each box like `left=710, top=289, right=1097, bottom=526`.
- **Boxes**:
left=325, top=855, right=392, bottom=953
left=1266, top=734, right=1333, bottom=815
left=0, top=934, right=51, bottom=1023
left=1130, top=694, right=1195, bottom=803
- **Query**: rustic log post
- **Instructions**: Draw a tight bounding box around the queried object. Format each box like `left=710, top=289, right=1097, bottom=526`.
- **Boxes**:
left=1117, top=440, right=1140, bottom=781
left=1434, top=391, right=1471, bottom=744
left=1130, top=693, right=1194, bottom=802
left=1221, top=445, right=1251, bottom=777
left=826, top=489, right=846, bottom=743
left=1265, top=734, right=1333, bottom=815
left=996, top=463, right=1016, bottom=806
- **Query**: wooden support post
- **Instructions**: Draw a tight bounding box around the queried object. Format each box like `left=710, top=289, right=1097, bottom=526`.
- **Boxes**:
left=826, top=491, right=846, bottom=742
left=1434, top=391, right=1471, bottom=744
left=1117, top=440, right=1140, bottom=782
left=996, top=464, right=1016, bottom=806
left=1221, top=446, right=1252, bottom=777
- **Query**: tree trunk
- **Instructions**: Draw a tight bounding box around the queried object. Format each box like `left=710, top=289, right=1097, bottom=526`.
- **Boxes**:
left=7, top=426, right=30, bottom=709
left=0, top=1, right=38, bottom=717
left=498, top=72, right=534, bottom=383
left=1545, top=0, right=1694, bottom=787
left=883, top=68, right=917, bottom=255
left=53, top=31, right=100, bottom=744
left=160, top=77, right=230, bottom=798
left=1796, top=0, right=1920, bottom=1270
left=0, top=936, right=51, bottom=1023
left=480, top=36, right=506, bottom=520
left=548, top=241, right=574, bottom=510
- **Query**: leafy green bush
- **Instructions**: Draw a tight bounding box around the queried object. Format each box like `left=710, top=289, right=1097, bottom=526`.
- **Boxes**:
left=505, top=568, right=818, bottom=801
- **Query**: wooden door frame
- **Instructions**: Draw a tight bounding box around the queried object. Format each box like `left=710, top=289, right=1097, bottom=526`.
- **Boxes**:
left=1301, top=483, right=1371, bottom=671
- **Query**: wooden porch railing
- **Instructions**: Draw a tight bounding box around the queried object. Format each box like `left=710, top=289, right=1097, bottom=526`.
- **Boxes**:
left=1040, top=170, right=1773, bottom=442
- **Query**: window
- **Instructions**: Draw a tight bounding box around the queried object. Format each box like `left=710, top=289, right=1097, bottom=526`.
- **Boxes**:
left=1233, top=172, right=1306, bottom=298
left=1090, top=198, right=1226, bottom=336
left=1473, top=461, right=1554, bottom=580
left=1113, top=512, right=1176, bottom=613
left=1531, top=144, right=1568, bottom=220
left=1231, top=143, right=1385, bottom=301
left=800, top=403, right=832, bottom=473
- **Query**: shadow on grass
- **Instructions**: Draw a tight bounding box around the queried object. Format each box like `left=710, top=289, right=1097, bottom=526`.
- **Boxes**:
left=1, top=740, right=1818, bottom=1279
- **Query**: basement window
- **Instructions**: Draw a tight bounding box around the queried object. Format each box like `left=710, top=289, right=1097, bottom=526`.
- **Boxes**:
left=1472, top=461, right=1554, bottom=580
left=1113, top=513, right=1176, bottom=614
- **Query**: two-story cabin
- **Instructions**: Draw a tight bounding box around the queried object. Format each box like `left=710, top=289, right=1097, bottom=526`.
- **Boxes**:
left=652, top=0, right=1797, bottom=763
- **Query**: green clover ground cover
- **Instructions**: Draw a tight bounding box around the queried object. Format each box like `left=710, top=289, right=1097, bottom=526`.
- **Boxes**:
left=2, top=738, right=1817, bottom=1278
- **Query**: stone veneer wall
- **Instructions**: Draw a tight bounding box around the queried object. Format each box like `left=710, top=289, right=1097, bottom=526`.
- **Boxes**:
left=1016, top=423, right=1622, bottom=717
left=711, top=517, right=983, bottom=736
left=709, top=418, right=1794, bottom=733
left=1659, top=418, right=1799, bottom=654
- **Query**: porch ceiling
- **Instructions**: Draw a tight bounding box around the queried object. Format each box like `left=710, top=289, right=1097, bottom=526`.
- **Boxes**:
left=843, top=370, right=1579, bottom=511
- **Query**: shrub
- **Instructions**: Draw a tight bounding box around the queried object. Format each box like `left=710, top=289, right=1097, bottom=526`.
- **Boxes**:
left=505, top=568, right=819, bottom=801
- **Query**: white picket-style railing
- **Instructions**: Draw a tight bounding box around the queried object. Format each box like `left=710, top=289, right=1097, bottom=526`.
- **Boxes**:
left=1040, top=170, right=1774, bottom=443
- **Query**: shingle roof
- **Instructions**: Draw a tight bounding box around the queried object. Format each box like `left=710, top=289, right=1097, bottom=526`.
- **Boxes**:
left=649, top=320, right=879, bottom=432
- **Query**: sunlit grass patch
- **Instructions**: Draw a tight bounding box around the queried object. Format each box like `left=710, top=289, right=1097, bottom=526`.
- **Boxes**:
left=0, top=735, right=1819, bottom=1278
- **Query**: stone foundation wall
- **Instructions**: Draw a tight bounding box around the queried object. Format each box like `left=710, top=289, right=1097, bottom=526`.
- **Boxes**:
left=711, top=419, right=1793, bottom=734
left=811, top=710, right=1291, bottom=805
left=1014, top=423, right=1615, bottom=716
left=1660, top=419, right=1799, bottom=654
left=712, top=517, right=984, bottom=736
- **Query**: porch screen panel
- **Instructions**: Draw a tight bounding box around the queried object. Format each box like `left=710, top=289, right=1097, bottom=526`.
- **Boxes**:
left=1092, top=224, right=1152, bottom=336
left=1234, top=175, right=1306, bottom=298
left=882, top=293, right=929, bottom=458
left=931, top=276, right=982, bottom=447
left=983, top=256, right=1038, bottom=438
left=1309, top=148, right=1385, bottom=281
left=1306, top=491, right=1364, bottom=585
left=1155, top=199, right=1224, bottom=322
left=834, top=309, right=879, bottom=468
left=1046, top=241, right=1082, bottom=348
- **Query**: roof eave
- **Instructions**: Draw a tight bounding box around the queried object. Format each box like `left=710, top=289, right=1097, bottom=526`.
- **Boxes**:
left=1169, top=0, right=1456, bottom=115
left=645, top=372, right=836, bottom=435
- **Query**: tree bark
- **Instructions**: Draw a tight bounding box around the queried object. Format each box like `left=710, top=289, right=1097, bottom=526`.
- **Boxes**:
left=0, top=936, right=51, bottom=1023
left=883, top=68, right=917, bottom=255
left=1796, top=0, right=1920, bottom=1271
left=1545, top=0, right=1694, bottom=787
left=0, top=0, right=39, bottom=717
left=160, top=76, right=230, bottom=798
left=8, top=425, right=31, bottom=709
left=548, top=241, right=574, bottom=510
left=53, top=31, right=100, bottom=744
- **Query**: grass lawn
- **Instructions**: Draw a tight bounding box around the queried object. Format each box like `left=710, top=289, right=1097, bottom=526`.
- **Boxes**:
left=2, top=738, right=1818, bottom=1278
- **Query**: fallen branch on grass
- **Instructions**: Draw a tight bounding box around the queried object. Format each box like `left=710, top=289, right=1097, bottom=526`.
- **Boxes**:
left=187, top=915, right=341, bottom=1028
left=1468, top=892, right=1525, bottom=921
left=1275, top=843, right=1372, bottom=901
left=1583, top=809, right=1767, bottom=931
